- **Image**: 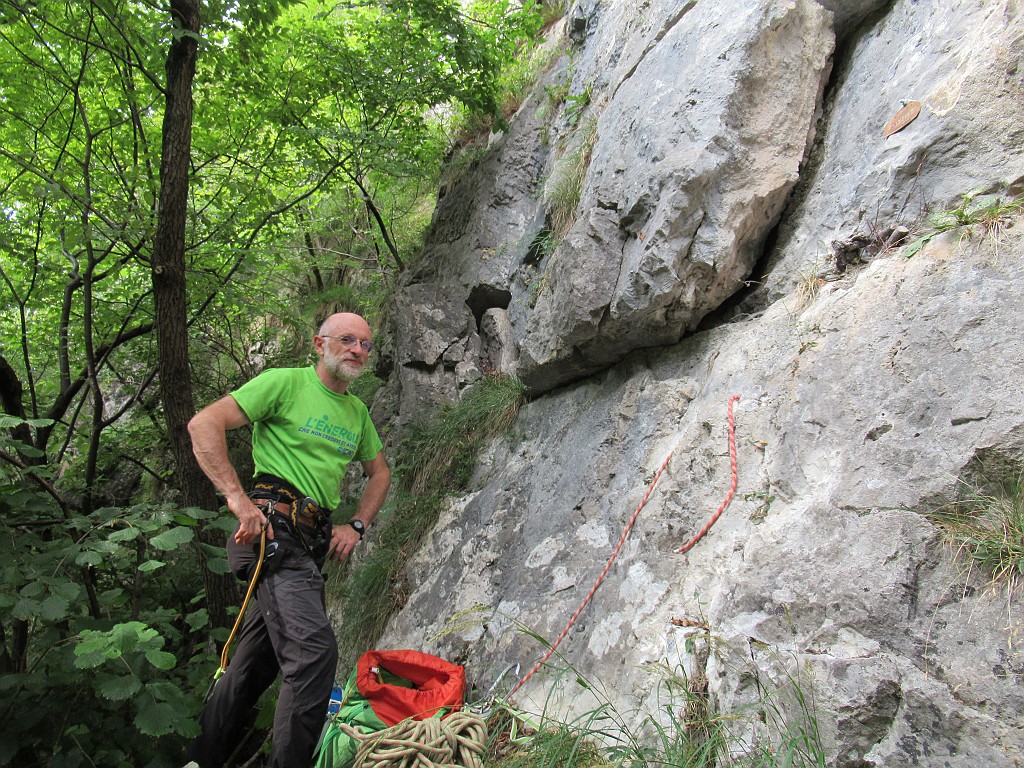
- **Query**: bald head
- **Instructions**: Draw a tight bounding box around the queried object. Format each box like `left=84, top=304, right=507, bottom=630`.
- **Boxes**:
left=318, top=312, right=371, bottom=338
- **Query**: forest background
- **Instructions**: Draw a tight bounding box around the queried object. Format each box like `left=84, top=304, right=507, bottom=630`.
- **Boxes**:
left=0, top=0, right=554, bottom=765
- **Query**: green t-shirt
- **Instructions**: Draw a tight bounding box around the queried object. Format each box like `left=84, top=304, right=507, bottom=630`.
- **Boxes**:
left=231, top=366, right=383, bottom=510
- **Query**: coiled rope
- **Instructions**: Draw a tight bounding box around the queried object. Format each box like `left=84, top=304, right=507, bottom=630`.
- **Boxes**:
left=509, top=394, right=741, bottom=697
left=340, top=711, right=488, bottom=768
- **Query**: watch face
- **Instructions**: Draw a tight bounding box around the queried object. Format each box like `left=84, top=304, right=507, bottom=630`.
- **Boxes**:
left=350, top=520, right=365, bottom=533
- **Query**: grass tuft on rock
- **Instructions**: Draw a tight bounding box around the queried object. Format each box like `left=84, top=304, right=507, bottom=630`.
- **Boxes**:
left=931, top=460, right=1024, bottom=592
left=334, top=375, right=527, bottom=659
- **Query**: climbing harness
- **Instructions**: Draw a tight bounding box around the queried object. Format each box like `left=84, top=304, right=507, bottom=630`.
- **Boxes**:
left=510, top=394, right=742, bottom=697
left=251, top=475, right=330, bottom=560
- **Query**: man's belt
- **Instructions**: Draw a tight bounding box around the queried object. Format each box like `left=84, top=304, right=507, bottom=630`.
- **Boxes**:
left=249, top=476, right=330, bottom=558
left=250, top=497, right=323, bottom=530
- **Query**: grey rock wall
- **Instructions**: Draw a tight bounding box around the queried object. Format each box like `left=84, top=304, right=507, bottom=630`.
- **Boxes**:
left=364, top=0, right=1024, bottom=764
left=762, top=0, right=1024, bottom=304
left=517, top=0, right=835, bottom=392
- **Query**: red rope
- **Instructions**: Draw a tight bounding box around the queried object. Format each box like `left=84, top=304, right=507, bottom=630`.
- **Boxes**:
left=675, top=393, right=741, bottom=554
left=509, top=395, right=741, bottom=697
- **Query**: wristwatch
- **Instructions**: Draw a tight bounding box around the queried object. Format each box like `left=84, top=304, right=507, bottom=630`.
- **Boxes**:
left=347, top=519, right=366, bottom=539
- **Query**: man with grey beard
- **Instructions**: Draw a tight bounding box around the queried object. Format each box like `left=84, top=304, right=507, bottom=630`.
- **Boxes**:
left=184, top=312, right=391, bottom=768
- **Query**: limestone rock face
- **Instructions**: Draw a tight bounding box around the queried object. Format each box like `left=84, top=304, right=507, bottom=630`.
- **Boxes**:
left=367, top=0, right=1024, bottom=765
left=762, top=0, right=1024, bottom=304
left=517, top=0, right=835, bottom=392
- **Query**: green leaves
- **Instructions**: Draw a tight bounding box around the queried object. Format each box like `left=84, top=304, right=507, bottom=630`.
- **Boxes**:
left=903, top=192, right=1023, bottom=259
left=0, top=491, right=223, bottom=764
left=11, top=577, right=82, bottom=622
left=96, top=672, right=143, bottom=701
left=150, top=525, right=195, bottom=550
left=75, top=621, right=164, bottom=668
left=0, top=0, right=548, bottom=763
left=70, top=622, right=194, bottom=738
left=135, top=700, right=182, bottom=737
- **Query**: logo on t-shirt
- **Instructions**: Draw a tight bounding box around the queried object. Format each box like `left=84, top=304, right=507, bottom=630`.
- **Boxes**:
left=299, top=415, right=358, bottom=458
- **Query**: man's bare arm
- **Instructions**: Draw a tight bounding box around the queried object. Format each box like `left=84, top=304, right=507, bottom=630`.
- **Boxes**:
left=188, top=395, right=270, bottom=544
left=328, top=452, right=391, bottom=561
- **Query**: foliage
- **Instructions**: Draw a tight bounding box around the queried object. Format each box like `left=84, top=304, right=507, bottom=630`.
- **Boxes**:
left=489, top=7, right=565, bottom=123
left=902, top=191, right=1023, bottom=258
left=538, top=0, right=570, bottom=28
left=0, top=463, right=234, bottom=766
left=563, top=86, right=593, bottom=128
left=0, top=0, right=539, bottom=494
left=334, top=375, right=527, bottom=660
left=930, top=459, right=1024, bottom=592
left=346, top=370, right=386, bottom=407
left=544, top=77, right=573, bottom=110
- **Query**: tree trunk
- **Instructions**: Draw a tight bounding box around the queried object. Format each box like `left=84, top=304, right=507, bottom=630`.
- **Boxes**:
left=152, top=0, right=234, bottom=628
left=0, top=354, right=35, bottom=458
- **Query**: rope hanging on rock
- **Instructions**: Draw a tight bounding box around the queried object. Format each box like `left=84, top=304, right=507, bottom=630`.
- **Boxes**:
left=675, top=393, right=741, bottom=553
left=341, top=711, right=488, bottom=768
left=509, top=394, right=741, bottom=697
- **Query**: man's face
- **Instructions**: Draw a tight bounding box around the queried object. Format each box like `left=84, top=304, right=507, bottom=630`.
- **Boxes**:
left=322, top=339, right=365, bottom=382
left=317, top=315, right=372, bottom=384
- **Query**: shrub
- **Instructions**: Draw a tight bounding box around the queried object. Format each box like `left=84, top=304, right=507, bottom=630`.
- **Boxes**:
left=0, top=478, right=227, bottom=766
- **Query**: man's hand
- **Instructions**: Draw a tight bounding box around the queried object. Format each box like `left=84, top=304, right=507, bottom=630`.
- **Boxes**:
left=229, top=494, right=274, bottom=545
left=328, top=524, right=361, bottom=561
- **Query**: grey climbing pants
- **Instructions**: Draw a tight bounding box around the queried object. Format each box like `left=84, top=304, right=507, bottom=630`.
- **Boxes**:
left=187, top=532, right=338, bottom=768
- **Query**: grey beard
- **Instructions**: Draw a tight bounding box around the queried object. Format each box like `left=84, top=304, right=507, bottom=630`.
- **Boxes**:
left=327, top=358, right=362, bottom=382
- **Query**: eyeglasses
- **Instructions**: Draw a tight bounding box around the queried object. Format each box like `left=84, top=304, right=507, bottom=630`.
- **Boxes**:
left=320, top=334, right=373, bottom=352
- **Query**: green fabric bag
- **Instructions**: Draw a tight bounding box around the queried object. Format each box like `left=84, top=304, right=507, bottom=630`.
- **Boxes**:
left=313, top=650, right=465, bottom=768
left=314, top=668, right=388, bottom=768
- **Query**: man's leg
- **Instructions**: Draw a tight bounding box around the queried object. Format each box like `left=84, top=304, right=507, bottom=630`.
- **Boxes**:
left=259, top=554, right=338, bottom=768
left=187, top=603, right=279, bottom=767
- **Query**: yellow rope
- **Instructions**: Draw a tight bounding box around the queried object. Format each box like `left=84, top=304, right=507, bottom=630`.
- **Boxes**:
left=215, top=527, right=267, bottom=680
left=341, top=711, right=488, bottom=768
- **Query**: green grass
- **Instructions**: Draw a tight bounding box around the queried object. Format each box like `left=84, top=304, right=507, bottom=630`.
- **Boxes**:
left=496, top=19, right=567, bottom=122
left=930, top=461, right=1024, bottom=592
left=538, top=0, right=569, bottom=29
left=489, top=722, right=611, bottom=768
left=544, top=113, right=598, bottom=235
left=481, top=654, right=827, bottom=768
left=903, top=192, right=1023, bottom=258
left=400, top=373, right=527, bottom=496
left=333, top=375, right=527, bottom=661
